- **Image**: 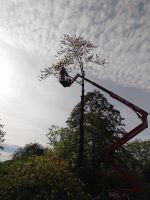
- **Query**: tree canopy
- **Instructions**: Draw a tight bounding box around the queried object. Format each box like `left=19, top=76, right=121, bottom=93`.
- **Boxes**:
left=13, top=142, right=45, bottom=160
left=126, top=140, right=150, bottom=166
left=47, top=90, right=125, bottom=165
left=46, top=90, right=128, bottom=196
left=40, top=34, right=106, bottom=80
left=0, top=155, right=90, bottom=200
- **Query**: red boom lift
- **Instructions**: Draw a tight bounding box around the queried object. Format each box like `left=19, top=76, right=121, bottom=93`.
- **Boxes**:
left=59, top=73, right=148, bottom=200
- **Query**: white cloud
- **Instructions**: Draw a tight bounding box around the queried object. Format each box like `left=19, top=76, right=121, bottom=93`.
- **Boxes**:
left=0, top=151, right=12, bottom=161
left=0, top=0, right=149, bottom=91
left=0, top=143, right=19, bottom=161
left=0, top=0, right=149, bottom=148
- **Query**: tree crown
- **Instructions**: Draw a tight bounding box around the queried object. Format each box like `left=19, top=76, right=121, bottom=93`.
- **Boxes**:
left=13, top=142, right=45, bottom=159
left=40, top=34, right=106, bottom=80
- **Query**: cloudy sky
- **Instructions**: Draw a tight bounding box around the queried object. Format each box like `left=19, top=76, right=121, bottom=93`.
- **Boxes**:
left=0, top=0, right=150, bottom=161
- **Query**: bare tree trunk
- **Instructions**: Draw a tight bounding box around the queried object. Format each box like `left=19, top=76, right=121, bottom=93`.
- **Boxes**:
left=78, top=69, right=85, bottom=167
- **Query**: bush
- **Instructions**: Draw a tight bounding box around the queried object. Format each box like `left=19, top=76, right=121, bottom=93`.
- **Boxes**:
left=0, top=155, right=91, bottom=200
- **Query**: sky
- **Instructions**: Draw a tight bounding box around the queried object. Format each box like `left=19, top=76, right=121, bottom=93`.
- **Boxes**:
left=0, top=0, right=150, bottom=161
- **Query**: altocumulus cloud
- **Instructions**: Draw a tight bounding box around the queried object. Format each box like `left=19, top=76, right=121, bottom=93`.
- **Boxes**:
left=0, top=0, right=150, bottom=91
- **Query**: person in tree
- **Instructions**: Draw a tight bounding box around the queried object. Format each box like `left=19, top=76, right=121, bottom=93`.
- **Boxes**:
left=59, top=67, right=71, bottom=87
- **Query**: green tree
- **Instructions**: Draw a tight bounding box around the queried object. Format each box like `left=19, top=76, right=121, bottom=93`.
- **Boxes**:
left=0, top=155, right=91, bottom=200
left=126, top=140, right=150, bottom=166
left=125, top=140, right=150, bottom=199
left=47, top=90, right=126, bottom=195
left=40, top=34, right=106, bottom=166
left=13, top=142, right=45, bottom=159
left=49, top=90, right=125, bottom=165
left=46, top=125, right=61, bottom=148
left=0, top=120, right=5, bottom=151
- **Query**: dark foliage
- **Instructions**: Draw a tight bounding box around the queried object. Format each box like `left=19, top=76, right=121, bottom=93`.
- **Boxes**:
left=0, top=155, right=90, bottom=200
left=12, top=142, right=45, bottom=159
left=1, top=91, right=150, bottom=199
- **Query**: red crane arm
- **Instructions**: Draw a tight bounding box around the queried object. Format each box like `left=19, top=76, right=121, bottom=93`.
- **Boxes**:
left=70, top=73, right=148, bottom=122
left=67, top=73, right=148, bottom=197
left=69, top=73, right=148, bottom=153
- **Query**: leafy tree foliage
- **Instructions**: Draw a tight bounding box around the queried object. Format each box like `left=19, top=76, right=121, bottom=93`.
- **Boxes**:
left=0, top=155, right=90, bottom=200
left=0, top=120, right=5, bottom=151
left=125, top=140, right=150, bottom=199
left=48, top=90, right=125, bottom=166
left=13, top=142, right=45, bottom=159
left=40, top=34, right=105, bottom=80
left=1, top=90, right=149, bottom=199
left=47, top=90, right=127, bottom=195
left=46, top=125, right=61, bottom=148
left=126, top=139, right=150, bottom=166
left=125, top=140, right=150, bottom=185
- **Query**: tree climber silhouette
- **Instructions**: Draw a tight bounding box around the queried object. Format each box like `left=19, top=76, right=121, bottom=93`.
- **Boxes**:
left=59, top=67, right=72, bottom=87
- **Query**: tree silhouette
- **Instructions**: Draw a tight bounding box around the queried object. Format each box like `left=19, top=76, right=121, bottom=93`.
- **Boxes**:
left=40, top=34, right=105, bottom=79
left=40, top=34, right=106, bottom=166
left=0, top=120, right=5, bottom=151
left=48, top=90, right=125, bottom=165
left=13, top=142, right=45, bottom=159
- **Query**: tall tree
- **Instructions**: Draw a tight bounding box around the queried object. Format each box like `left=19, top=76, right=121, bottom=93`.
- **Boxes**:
left=66, top=90, right=125, bottom=165
left=47, top=90, right=126, bottom=194
left=47, top=90, right=125, bottom=166
left=40, top=34, right=106, bottom=166
left=0, top=120, right=5, bottom=151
